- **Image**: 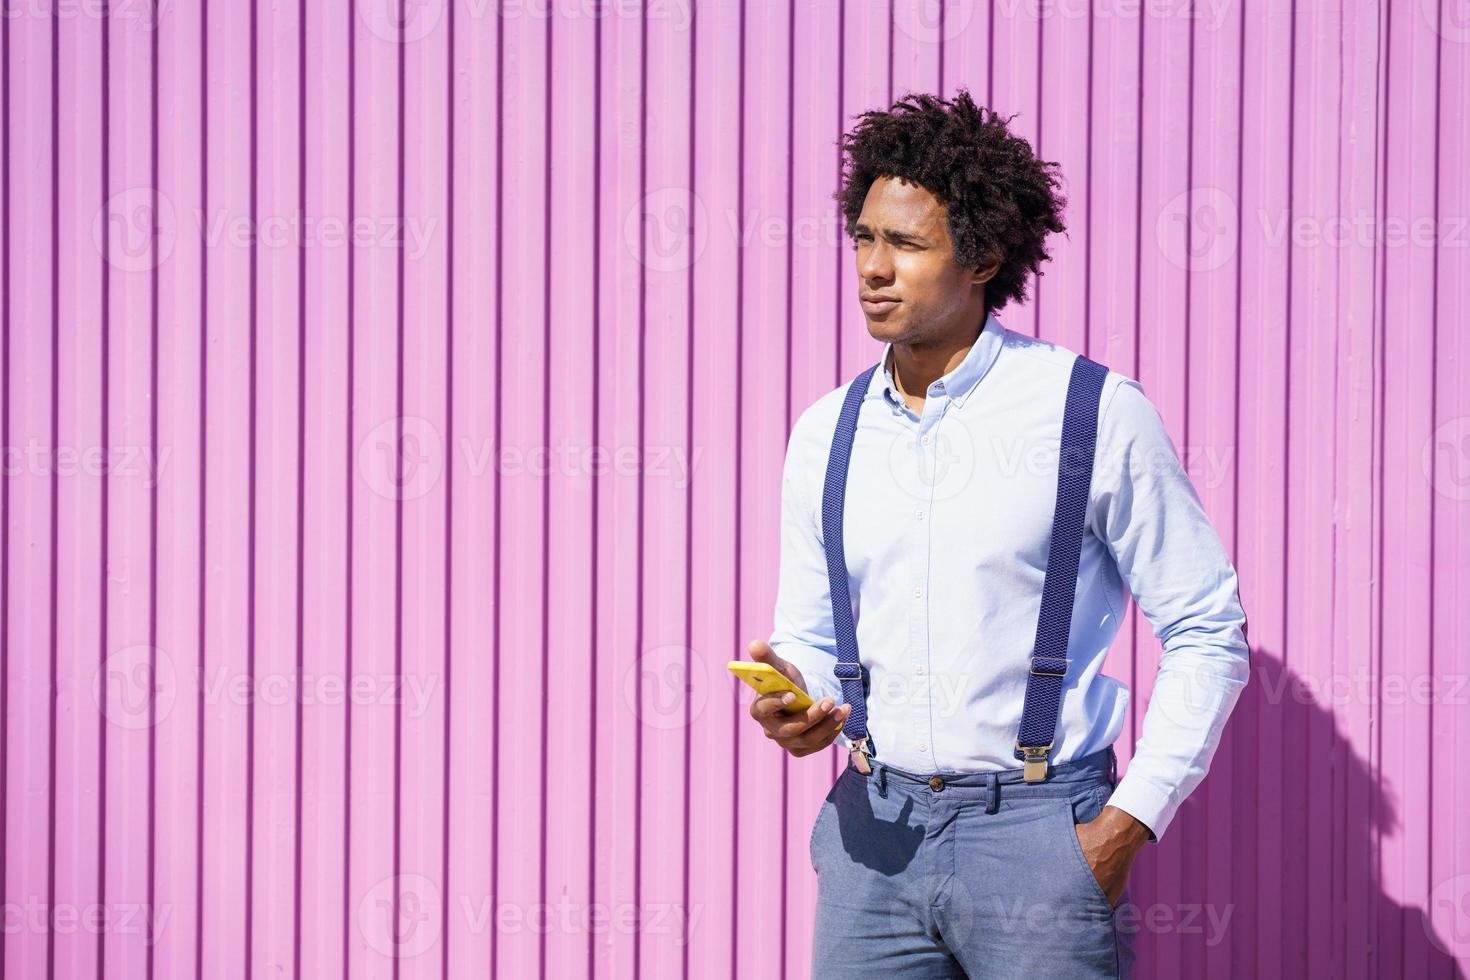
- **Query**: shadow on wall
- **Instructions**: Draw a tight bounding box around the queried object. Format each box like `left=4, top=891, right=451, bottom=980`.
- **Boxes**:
left=1123, top=649, right=1467, bottom=977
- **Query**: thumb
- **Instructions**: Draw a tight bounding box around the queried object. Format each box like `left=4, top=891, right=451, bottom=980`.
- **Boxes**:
left=746, top=639, right=806, bottom=691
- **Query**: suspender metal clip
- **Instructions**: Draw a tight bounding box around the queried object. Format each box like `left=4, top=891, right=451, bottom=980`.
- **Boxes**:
left=850, top=736, right=874, bottom=775
left=1016, top=741, right=1052, bottom=782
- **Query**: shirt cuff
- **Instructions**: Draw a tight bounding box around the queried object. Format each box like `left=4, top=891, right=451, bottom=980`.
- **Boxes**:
left=1103, top=771, right=1176, bottom=843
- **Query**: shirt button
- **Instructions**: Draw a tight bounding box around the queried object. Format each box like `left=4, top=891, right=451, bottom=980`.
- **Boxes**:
left=916, top=664, right=925, bottom=674
left=915, top=508, right=925, bottom=521
left=912, top=586, right=922, bottom=599
left=928, top=775, right=944, bottom=791
left=921, top=434, right=932, bottom=446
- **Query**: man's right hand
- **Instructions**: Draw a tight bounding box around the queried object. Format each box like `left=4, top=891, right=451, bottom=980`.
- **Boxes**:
left=744, top=640, right=852, bottom=758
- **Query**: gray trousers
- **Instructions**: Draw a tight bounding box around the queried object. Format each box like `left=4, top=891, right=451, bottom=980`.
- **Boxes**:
left=808, top=745, right=1136, bottom=979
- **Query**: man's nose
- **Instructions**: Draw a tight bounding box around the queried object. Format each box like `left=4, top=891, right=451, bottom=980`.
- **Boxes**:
left=860, top=241, right=893, bottom=280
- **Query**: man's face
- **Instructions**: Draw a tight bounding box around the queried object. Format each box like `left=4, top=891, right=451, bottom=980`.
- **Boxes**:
left=854, top=174, right=990, bottom=345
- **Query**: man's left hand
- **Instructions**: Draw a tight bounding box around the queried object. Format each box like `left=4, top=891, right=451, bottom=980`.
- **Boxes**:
left=1074, top=805, right=1152, bottom=906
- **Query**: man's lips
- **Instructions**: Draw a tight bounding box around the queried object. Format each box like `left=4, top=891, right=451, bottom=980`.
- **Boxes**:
left=861, top=294, right=901, bottom=312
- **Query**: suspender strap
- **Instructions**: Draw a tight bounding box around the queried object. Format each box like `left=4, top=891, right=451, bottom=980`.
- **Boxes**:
left=1014, top=354, right=1109, bottom=781
left=821, top=364, right=880, bottom=758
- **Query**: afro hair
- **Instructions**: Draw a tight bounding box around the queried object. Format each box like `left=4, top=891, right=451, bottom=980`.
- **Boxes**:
left=834, top=89, right=1068, bottom=316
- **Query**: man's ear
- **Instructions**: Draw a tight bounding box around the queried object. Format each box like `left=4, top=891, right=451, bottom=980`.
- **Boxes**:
left=972, top=251, right=1002, bottom=285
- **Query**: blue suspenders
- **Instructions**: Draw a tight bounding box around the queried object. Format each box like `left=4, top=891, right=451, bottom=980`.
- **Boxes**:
left=820, top=352, right=1109, bottom=781
left=820, top=363, right=882, bottom=772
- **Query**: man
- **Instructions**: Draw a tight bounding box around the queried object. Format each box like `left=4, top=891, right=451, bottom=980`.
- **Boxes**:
left=742, top=90, right=1250, bottom=979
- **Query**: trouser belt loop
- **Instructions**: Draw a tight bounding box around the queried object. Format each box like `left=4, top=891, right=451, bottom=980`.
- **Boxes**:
left=985, top=771, right=1000, bottom=814
left=876, top=763, right=888, bottom=799
left=1108, top=746, right=1117, bottom=786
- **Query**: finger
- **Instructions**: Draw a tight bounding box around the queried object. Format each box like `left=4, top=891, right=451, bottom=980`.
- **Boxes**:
left=758, top=693, right=829, bottom=731
left=747, top=639, right=804, bottom=688
left=782, top=705, right=852, bottom=752
left=793, top=705, right=852, bottom=743
left=747, top=640, right=787, bottom=673
left=770, top=697, right=845, bottom=740
left=751, top=686, right=823, bottom=722
left=749, top=689, right=802, bottom=721
left=770, top=695, right=837, bottom=735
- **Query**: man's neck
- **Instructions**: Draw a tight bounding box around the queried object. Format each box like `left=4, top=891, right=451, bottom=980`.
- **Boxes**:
left=888, top=327, right=981, bottom=413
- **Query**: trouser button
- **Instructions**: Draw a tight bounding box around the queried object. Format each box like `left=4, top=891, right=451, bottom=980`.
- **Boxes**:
left=928, top=775, right=945, bottom=792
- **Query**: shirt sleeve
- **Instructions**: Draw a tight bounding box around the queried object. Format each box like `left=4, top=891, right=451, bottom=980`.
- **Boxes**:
left=767, top=416, right=854, bottom=746
left=1089, top=377, right=1252, bottom=842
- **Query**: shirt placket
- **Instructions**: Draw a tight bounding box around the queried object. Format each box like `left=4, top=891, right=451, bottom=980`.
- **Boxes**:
left=904, top=380, right=949, bottom=766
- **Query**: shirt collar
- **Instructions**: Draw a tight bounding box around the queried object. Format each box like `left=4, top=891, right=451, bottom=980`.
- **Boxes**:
left=871, top=311, right=1005, bottom=411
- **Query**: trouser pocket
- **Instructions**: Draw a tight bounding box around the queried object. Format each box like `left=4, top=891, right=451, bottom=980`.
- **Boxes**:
left=1058, top=784, right=1115, bottom=909
left=808, top=767, right=849, bottom=873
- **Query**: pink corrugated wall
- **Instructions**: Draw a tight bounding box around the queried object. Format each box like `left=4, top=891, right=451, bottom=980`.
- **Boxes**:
left=3, top=1, right=1468, bottom=978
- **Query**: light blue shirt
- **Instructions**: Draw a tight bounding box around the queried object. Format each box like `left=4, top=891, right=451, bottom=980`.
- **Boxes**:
left=769, top=312, right=1250, bottom=841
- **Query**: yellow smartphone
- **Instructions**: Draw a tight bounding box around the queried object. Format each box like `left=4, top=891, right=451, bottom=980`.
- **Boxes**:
left=727, top=661, right=815, bottom=713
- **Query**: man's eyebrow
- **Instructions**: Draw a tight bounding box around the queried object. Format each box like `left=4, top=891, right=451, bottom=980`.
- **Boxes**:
left=853, top=222, right=925, bottom=242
